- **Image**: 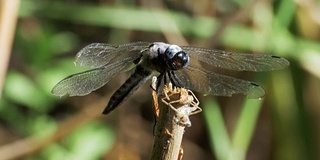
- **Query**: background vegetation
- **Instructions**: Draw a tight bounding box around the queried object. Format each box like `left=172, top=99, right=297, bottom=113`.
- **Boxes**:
left=1, top=0, right=320, bottom=159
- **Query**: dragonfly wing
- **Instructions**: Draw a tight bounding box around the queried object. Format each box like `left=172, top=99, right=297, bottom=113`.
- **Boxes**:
left=182, top=46, right=289, bottom=71
left=52, top=54, right=140, bottom=97
left=75, top=42, right=150, bottom=68
left=175, top=65, right=265, bottom=98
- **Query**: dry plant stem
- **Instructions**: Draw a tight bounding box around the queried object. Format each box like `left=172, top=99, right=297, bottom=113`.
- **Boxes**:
left=0, top=0, right=20, bottom=96
left=150, top=77, right=201, bottom=160
left=150, top=91, right=185, bottom=160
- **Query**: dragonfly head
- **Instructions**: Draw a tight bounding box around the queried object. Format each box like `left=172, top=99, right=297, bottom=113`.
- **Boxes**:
left=164, top=45, right=190, bottom=70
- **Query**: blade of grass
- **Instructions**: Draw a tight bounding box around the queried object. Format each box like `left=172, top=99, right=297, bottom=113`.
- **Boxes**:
left=203, top=98, right=231, bottom=160
left=230, top=99, right=263, bottom=160
left=204, top=97, right=263, bottom=160
left=274, top=0, right=296, bottom=28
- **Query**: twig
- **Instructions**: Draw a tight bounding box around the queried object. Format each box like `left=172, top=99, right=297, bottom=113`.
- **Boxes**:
left=150, top=77, right=201, bottom=160
left=0, top=96, right=105, bottom=160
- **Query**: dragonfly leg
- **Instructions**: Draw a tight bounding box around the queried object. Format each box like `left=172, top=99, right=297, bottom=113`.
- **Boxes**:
left=156, top=73, right=164, bottom=95
left=167, top=71, right=178, bottom=87
left=169, top=71, right=183, bottom=87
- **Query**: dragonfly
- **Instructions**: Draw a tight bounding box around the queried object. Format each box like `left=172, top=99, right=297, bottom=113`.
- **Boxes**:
left=52, top=42, right=289, bottom=114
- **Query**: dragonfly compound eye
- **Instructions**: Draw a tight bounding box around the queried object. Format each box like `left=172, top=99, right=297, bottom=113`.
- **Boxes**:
left=168, top=51, right=190, bottom=70
left=164, top=45, right=190, bottom=70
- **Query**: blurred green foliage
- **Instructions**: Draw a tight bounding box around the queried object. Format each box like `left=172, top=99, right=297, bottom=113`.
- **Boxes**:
left=1, top=0, right=320, bottom=159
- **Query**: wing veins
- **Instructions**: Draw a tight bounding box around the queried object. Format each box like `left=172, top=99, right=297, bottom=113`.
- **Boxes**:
left=75, top=41, right=150, bottom=68
left=52, top=54, right=140, bottom=96
left=175, top=65, right=265, bottom=98
left=182, top=46, right=289, bottom=71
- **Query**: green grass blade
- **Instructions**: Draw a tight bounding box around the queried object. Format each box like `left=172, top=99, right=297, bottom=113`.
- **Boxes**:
left=203, top=98, right=231, bottom=160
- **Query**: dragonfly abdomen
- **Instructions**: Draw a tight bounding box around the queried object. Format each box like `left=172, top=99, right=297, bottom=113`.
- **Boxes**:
left=103, top=65, right=152, bottom=114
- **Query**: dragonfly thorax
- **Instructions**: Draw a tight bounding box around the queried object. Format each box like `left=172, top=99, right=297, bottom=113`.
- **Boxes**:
left=146, top=43, right=190, bottom=72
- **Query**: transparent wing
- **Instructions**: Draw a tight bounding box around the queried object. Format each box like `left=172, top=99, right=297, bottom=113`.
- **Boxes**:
left=175, top=65, right=265, bottom=98
left=181, top=46, right=290, bottom=71
left=75, top=41, right=150, bottom=68
left=52, top=54, right=140, bottom=97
